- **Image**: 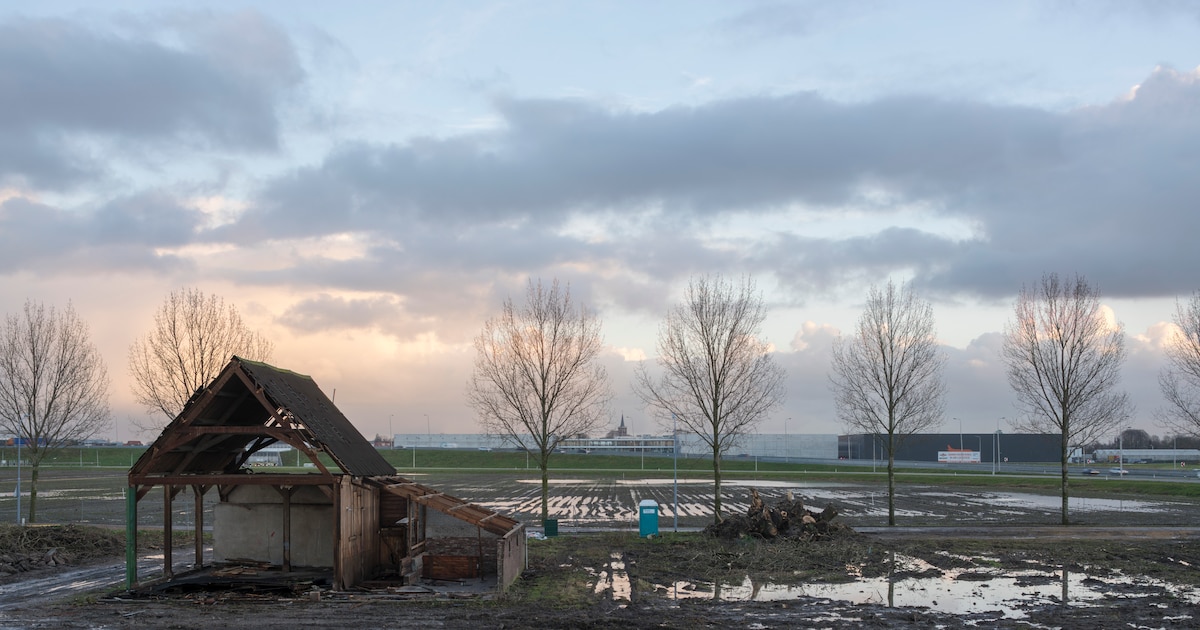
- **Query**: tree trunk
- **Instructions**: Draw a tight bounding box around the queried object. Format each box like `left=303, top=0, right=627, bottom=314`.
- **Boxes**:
left=540, top=452, right=550, bottom=521
left=887, top=447, right=896, bottom=527
left=712, top=446, right=723, bottom=523
left=28, top=465, right=39, bottom=523
left=1060, top=434, right=1070, bottom=525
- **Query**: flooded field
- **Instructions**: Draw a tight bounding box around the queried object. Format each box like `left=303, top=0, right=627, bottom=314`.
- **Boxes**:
left=3, top=467, right=1200, bottom=530
left=423, top=474, right=1200, bottom=529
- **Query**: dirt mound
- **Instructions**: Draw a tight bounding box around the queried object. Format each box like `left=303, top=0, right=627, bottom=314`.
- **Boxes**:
left=704, top=488, right=851, bottom=540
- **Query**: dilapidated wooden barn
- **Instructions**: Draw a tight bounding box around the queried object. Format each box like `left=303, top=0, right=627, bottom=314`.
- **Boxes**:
left=127, top=357, right=525, bottom=592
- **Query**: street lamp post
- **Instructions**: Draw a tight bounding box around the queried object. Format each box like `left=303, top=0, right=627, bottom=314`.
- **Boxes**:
left=15, top=433, right=21, bottom=526
left=784, top=417, right=790, bottom=463
left=993, top=431, right=999, bottom=474
left=956, top=417, right=963, bottom=450
left=389, top=414, right=394, bottom=449
left=672, top=414, right=678, bottom=532
left=997, top=417, right=1005, bottom=473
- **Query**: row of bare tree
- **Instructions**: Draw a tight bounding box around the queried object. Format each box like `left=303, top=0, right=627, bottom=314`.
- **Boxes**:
left=1089, top=429, right=1200, bottom=452
left=0, top=289, right=271, bottom=522
left=467, top=276, right=786, bottom=522
left=6, top=273, right=1200, bottom=528
left=832, top=273, right=1133, bottom=526
left=468, top=272, right=1200, bottom=527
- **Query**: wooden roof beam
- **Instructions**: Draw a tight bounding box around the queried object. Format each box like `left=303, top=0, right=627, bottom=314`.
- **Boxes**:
left=131, top=473, right=336, bottom=487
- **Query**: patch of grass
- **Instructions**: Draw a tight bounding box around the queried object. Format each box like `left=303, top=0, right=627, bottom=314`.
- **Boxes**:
left=585, top=531, right=874, bottom=590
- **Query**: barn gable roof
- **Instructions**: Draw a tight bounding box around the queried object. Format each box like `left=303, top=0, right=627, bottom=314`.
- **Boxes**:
left=130, top=356, right=394, bottom=488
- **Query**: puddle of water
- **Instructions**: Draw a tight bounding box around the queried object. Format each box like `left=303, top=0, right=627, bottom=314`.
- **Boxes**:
left=652, top=553, right=1200, bottom=618
left=588, top=552, right=632, bottom=602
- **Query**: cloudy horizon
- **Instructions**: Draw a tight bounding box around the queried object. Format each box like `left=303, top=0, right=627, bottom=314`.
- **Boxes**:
left=2, top=2, right=1197, bottom=442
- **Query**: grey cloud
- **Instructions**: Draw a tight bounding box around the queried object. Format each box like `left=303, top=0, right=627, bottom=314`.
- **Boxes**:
left=228, top=65, right=1200, bottom=307
left=235, top=91, right=1060, bottom=241
left=921, top=66, right=1200, bottom=299
left=715, top=1, right=873, bottom=42
left=0, top=12, right=302, bottom=188
left=0, top=192, right=200, bottom=273
left=279, top=294, right=406, bottom=335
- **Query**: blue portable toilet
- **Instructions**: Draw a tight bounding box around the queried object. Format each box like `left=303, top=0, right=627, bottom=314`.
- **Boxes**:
left=638, top=499, right=659, bottom=537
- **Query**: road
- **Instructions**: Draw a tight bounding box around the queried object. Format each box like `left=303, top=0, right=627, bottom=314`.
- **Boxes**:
left=0, top=546, right=198, bottom=614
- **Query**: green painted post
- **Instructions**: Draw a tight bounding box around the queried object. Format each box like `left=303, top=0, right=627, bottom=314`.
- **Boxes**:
left=125, top=486, right=137, bottom=588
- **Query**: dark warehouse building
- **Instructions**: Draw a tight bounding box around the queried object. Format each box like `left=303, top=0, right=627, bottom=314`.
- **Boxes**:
left=840, top=432, right=1062, bottom=464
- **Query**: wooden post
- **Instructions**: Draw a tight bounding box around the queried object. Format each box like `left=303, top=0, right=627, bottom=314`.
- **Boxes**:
left=125, top=486, right=138, bottom=589
left=332, top=478, right=343, bottom=589
left=163, top=485, right=173, bottom=579
left=193, top=485, right=205, bottom=568
left=477, top=525, right=484, bottom=581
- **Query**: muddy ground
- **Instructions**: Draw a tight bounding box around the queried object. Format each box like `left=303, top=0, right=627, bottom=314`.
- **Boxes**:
left=1, top=468, right=1199, bottom=628
left=0, top=523, right=1197, bottom=628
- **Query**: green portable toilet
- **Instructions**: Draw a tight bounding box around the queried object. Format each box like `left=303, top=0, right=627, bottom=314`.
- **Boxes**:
left=638, top=499, right=659, bottom=537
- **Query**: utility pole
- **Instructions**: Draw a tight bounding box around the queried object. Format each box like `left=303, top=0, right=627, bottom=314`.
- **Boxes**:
left=672, top=414, right=678, bottom=532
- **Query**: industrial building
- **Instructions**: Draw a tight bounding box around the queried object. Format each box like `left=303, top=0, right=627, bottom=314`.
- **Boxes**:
left=840, top=432, right=1061, bottom=464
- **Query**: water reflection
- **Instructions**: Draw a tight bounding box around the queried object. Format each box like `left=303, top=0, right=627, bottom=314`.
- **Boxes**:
left=887, top=550, right=895, bottom=608
left=1061, top=565, right=1069, bottom=607
left=656, top=552, right=1200, bottom=618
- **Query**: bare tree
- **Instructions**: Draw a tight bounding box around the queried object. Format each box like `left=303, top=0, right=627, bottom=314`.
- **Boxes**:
left=829, top=281, right=945, bottom=526
left=634, top=275, right=785, bottom=523
left=128, top=288, right=273, bottom=433
left=1003, top=273, right=1131, bottom=525
left=0, top=300, right=111, bottom=523
left=467, top=279, right=611, bottom=522
left=1159, top=292, right=1200, bottom=437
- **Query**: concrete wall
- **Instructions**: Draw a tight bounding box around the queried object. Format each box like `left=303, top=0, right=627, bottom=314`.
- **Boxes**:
left=213, top=485, right=334, bottom=567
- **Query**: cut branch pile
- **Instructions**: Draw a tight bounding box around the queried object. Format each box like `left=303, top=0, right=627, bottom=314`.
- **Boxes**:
left=704, top=489, right=847, bottom=540
left=0, top=523, right=125, bottom=577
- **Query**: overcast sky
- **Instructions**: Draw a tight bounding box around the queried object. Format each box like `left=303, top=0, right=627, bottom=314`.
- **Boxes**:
left=2, top=1, right=1198, bottom=441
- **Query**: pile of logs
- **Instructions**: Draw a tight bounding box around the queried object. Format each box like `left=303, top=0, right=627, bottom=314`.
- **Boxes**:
left=704, top=489, right=844, bottom=540
left=0, top=547, right=74, bottom=576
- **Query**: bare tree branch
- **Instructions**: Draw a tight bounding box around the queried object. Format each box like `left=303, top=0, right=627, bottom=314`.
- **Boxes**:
left=829, top=280, right=945, bottom=526
left=466, top=279, right=611, bottom=521
left=128, top=287, right=273, bottom=434
left=1002, top=273, right=1131, bottom=525
left=0, top=300, right=111, bottom=523
left=634, top=275, right=785, bottom=523
left=1159, top=291, right=1200, bottom=437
